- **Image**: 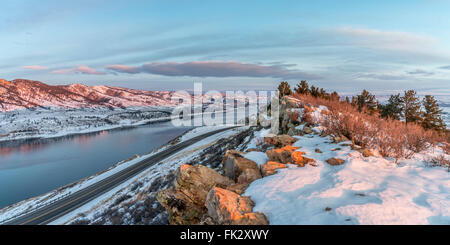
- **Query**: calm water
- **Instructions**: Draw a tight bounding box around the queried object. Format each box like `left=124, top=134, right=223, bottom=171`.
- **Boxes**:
left=0, top=122, right=191, bottom=208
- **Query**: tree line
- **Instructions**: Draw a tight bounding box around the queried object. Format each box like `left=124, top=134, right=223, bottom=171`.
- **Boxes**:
left=278, top=81, right=447, bottom=133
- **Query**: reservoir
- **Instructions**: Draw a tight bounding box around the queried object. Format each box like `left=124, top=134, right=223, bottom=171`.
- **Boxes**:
left=0, top=122, right=191, bottom=208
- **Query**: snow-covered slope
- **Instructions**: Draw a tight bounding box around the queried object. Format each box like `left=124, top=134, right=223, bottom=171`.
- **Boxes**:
left=244, top=133, right=450, bottom=225
left=0, top=79, right=178, bottom=111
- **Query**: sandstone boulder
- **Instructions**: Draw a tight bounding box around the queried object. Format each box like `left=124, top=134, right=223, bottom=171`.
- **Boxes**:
left=303, top=126, right=313, bottom=134
left=260, top=161, right=287, bottom=177
left=174, top=164, right=234, bottom=206
left=266, top=145, right=312, bottom=165
left=157, top=187, right=206, bottom=225
left=205, top=187, right=269, bottom=225
left=263, top=134, right=298, bottom=147
left=291, top=151, right=315, bottom=167
left=326, top=158, right=345, bottom=166
left=332, top=135, right=350, bottom=143
left=222, top=150, right=261, bottom=183
left=226, top=183, right=250, bottom=195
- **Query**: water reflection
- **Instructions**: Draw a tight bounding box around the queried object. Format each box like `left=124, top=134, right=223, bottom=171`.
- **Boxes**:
left=0, top=122, right=191, bottom=208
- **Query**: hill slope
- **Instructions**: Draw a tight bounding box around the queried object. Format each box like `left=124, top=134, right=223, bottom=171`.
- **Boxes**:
left=0, top=79, right=177, bottom=111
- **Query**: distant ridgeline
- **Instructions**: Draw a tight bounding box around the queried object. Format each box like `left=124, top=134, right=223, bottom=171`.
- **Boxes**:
left=0, top=79, right=178, bottom=111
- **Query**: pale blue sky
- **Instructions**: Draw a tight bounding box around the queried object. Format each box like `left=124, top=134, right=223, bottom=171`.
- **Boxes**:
left=1, top=0, right=450, bottom=93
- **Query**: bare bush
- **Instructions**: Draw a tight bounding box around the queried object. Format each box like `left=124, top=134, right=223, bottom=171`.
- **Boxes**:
left=292, top=93, right=448, bottom=162
left=428, top=155, right=450, bottom=171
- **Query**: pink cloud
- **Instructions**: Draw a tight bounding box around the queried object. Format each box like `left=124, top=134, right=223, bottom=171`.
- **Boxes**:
left=106, top=61, right=320, bottom=79
left=51, top=65, right=105, bottom=75
left=22, top=65, right=48, bottom=70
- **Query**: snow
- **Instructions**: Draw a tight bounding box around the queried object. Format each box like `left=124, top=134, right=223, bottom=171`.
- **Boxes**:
left=0, top=107, right=173, bottom=142
left=243, top=152, right=269, bottom=167
left=50, top=126, right=249, bottom=224
left=245, top=133, right=450, bottom=225
left=0, top=125, right=245, bottom=224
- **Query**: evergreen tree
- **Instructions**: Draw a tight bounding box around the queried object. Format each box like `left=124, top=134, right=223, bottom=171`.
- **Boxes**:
left=421, top=95, right=446, bottom=131
left=356, top=89, right=378, bottom=114
left=330, top=91, right=340, bottom=101
left=319, top=88, right=326, bottom=98
left=379, top=93, right=404, bottom=120
left=278, top=81, right=292, bottom=98
left=294, top=80, right=309, bottom=95
left=402, top=90, right=422, bottom=124
left=310, top=85, right=319, bottom=97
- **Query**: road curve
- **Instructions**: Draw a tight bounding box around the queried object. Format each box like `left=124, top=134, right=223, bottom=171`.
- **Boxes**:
left=2, top=126, right=239, bottom=225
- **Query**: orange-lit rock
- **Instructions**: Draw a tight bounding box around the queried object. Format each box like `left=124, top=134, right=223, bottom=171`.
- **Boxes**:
left=291, top=151, right=315, bottom=167
left=260, top=161, right=287, bottom=177
left=266, top=145, right=300, bottom=164
left=205, top=187, right=269, bottom=225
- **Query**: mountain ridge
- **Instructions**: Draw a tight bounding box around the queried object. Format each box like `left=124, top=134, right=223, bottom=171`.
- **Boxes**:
left=0, top=79, right=177, bottom=111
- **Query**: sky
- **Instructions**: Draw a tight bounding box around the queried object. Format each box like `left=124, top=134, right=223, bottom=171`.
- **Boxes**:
left=1, top=0, right=450, bottom=94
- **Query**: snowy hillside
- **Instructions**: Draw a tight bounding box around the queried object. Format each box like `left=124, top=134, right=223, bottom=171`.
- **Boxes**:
left=240, top=96, right=450, bottom=225
left=0, top=79, right=179, bottom=111
left=244, top=133, right=450, bottom=225
left=0, top=107, right=173, bottom=142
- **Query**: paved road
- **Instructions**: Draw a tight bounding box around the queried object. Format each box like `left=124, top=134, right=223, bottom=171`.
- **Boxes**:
left=2, top=126, right=238, bottom=225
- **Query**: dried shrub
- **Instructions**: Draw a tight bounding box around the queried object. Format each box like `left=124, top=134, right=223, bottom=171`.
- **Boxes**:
left=292, top=93, right=447, bottom=162
left=428, top=154, right=450, bottom=171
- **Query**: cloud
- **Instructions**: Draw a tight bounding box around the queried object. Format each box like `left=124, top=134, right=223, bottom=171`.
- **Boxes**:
left=439, top=65, right=450, bottom=70
left=51, top=65, right=105, bottom=75
left=106, top=61, right=320, bottom=80
left=407, top=69, right=434, bottom=76
left=22, top=65, right=48, bottom=70
left=355, top=73, right=407, bottom=81
left=332, top=27, right=437, bottom=52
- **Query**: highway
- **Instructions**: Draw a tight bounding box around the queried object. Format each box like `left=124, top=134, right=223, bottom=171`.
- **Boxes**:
left=2, top=126, right=238, bottom=225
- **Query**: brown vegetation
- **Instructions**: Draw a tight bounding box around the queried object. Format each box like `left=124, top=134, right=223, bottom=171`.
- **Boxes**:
left=292, top=93, right=448, bottom=162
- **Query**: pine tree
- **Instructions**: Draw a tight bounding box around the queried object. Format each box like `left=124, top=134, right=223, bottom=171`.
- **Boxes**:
left=319, top=88, right=326, bottom=98
left=379, top=93, right=403, bottom=120
left=356, top=89, right=378, bottom=114
left=294, top=80, right=309, bottom=95
left=421, top=95, right=446, bottom=131
left=402, top=90, right=422, bottom=124
left=278, top=81, right=292, bottom=98
left=310, top=85, right=319, bottom=97
left=330, top=91, right=340, bottom=101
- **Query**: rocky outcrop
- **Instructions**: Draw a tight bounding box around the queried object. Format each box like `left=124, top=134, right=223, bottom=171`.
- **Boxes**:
left=263, top=134, right=298, bottom=147
left=157, top=164, right=234, bottom=225
left=266, top=145, right=314, bottom=167
left=174, top=164, right=234, bottom=206
left=205, top=187, right=268, bottom=225
left=222, top=150, right=262, bottom=184
left=157, top=163, right=269, bottom=225
left=260, top=161, right=287, bottom=177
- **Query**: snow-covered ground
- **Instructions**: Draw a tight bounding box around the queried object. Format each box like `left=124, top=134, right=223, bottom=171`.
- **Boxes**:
left=0, top=107, right=174, bottom=142
left=244, top=125, right=450, bottom=225
left=0, top=125, right=247, bottom=224
left=51, top=126, right=249, bottom=224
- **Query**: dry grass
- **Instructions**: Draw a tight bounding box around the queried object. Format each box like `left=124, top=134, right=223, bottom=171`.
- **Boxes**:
left=292, top=93, right=448, bottom=162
